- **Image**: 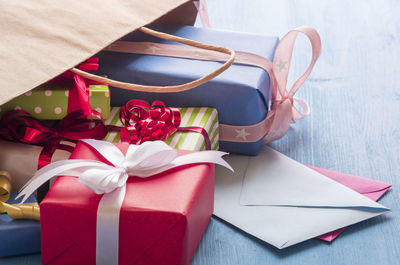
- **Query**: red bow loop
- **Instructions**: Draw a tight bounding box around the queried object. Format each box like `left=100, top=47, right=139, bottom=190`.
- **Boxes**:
left=55, top=110, right=108, bottom=140
left=0, top=110, right=55, bottom=144
left=120, top=100, right=151, bottom=126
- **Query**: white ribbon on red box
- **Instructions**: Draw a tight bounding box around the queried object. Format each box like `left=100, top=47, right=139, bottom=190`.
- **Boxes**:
left=17, top=139, right=232, bottom=265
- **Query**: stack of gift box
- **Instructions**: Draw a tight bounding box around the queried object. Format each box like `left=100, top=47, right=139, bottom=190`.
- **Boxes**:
left=0, top=20, right=280, bottom=262
left=0, top=13, right=391, bottom=265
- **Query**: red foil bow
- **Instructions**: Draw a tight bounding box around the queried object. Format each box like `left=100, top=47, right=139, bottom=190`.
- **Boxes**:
left=119, top=100, right=181, bottom=144
left=118, top=100, right=211, bottom=150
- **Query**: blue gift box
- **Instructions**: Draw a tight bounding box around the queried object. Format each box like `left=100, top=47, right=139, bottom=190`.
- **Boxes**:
left=96, top=24, right=279, bottom=155
left=0, top=192, right=40, bottom=257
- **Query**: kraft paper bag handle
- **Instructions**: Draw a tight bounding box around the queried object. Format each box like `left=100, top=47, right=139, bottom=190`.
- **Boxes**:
left=70, top=26, right=235, bottom=93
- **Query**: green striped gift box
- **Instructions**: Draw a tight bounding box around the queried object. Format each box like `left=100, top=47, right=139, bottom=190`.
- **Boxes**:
left=104, top=107, right=219, bottom=151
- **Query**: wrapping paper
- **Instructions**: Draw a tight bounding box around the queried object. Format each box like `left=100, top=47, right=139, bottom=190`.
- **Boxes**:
left=0, top=83, right=110, bottom=120
left=96, top=24, right=279, bottom=155
left=0, top=192, right=40, bottom=257
left=41, top=142, right=215, bottom=265
left=104, top=106, right=219, bottom=150
left=0, top=141, right=71, bottom=190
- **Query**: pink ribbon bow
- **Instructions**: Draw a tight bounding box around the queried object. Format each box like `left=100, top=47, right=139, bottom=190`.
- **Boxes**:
left=104, top=26, right=321, bottom=144
left=263, top=26, right=322, bottom=142
left=195, top=0, right=322, bottom=142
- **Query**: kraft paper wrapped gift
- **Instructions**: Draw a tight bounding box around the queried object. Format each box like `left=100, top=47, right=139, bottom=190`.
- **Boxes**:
left=40, top=141, right=216, bottom=265
left=104, top=106, right=219, bottom=151
left=96, top=24, right=279, bottom=155
left=0, top=83, right=110, bottom=120
left=0, top=192, right=40, bottom=257
left=0, top=141, right=71, bottom=190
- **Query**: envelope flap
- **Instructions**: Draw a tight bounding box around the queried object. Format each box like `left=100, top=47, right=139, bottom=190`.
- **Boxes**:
left=214, top=154, right=389, bottom=249
left=239, top=146, right=388, bottom=210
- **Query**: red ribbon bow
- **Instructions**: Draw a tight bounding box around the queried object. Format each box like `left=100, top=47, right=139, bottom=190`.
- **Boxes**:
left=118, top=100, right=181, bottom=144
left=0, top=109, right=108, bottom=173
left=117, top=99, right=211, bottom=150
left=0, top=109, right=109, bottom=201
left=0, top=110, right=108, bottom=146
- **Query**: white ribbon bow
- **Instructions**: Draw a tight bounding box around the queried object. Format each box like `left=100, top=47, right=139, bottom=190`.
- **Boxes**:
left=17, top=139, right=232, bottom=265
left=17, top=139, right=232, bottom=202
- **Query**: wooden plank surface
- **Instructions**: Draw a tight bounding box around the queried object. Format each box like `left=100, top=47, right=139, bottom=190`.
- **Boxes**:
left=1, top=0, right=399, bottom=264
left=192, top=1, right=400, bottom=265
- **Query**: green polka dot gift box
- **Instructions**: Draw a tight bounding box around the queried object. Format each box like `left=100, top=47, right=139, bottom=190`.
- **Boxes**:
left=0, top=82, right=110, bottom=120
left=104, top=107, right=219, bottom=151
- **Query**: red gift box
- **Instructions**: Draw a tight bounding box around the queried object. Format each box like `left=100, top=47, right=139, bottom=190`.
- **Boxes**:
left=41, top=141, right=215, bottom=265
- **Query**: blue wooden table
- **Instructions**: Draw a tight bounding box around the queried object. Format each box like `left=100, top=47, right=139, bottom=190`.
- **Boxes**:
left=2, top=0, right=399, bottom=264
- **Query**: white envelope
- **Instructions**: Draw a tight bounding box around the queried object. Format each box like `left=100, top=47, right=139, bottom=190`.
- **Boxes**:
left=214, top=146, right=389, bottom=249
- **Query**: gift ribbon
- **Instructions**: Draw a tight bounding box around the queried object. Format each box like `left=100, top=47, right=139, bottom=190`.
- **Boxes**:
left=114, top=99, right=212, bottom=150
left=195, top=1, right=321, bottom=142
left=104, top=29, right=321, bottom=143
left=193, top=0, right=211, bottom=28
left=49, top=57, right=102, bottom=119
left=0, top=109, right=108, bottom=201
left=0, top=109, right=108, bottom=166
left=119, top=99, right=180, bottom=144
left=0, top=171, right=40, bottom=221
left=17, top=139, right=233, bottom=265
left=0, top=110, right=107, bottom=145
left=0, top=171, right=11, bottom=203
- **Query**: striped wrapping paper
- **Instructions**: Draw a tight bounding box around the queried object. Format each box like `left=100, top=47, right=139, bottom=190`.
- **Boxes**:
left=104, top=107, right=219, bottom=151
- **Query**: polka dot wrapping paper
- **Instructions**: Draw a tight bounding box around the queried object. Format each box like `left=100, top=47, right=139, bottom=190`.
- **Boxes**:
left=104, top=107, right=219, bottom=151
left=0, top=83, right=110, bottom=120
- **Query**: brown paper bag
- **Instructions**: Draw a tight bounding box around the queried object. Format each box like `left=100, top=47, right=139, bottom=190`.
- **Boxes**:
left=156, top=1, right=199, bottom=25
left=0, top=0, right=198, bottom=105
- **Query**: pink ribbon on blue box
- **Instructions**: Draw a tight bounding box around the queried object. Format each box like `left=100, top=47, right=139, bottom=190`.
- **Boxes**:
left=104, top=27, right=321, bottom=144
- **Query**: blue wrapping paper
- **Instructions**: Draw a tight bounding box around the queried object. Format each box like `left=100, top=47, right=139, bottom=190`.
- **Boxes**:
left=0, top=192, right=40, bottom=257
left=96, top=24, right=278, bottom=155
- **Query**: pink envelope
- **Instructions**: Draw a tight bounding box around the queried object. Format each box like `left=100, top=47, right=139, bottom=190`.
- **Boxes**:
left=307, top=166, right=392, bottom=242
